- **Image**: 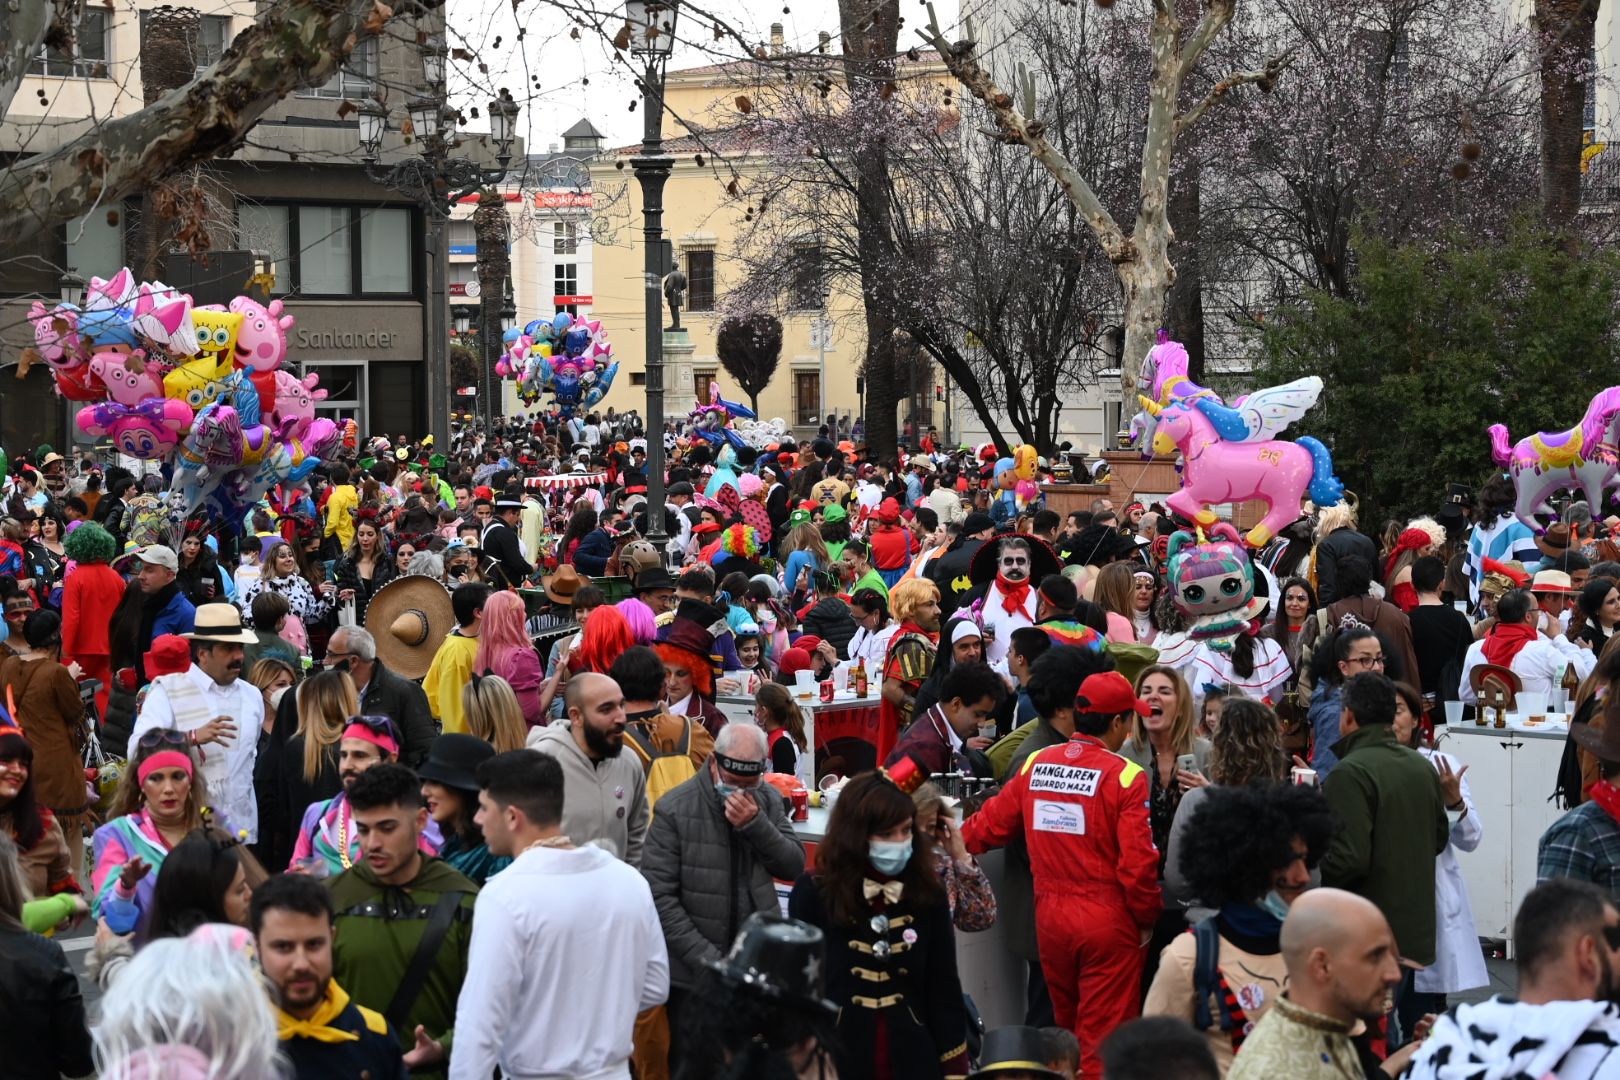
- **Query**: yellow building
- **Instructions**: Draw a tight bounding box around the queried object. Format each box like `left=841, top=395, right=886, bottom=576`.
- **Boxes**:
left=586, top=43, right=950, bottom=440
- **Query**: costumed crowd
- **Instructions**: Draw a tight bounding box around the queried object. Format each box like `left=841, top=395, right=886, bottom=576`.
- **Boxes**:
left=11, top=378, right=1620, bottom=1080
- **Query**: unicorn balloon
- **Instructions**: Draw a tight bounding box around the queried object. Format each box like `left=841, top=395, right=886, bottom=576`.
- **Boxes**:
left=1130, top=331, right=1324, bottom=454
left=1489, top=387, right=1620, bottom=534
left=1139, top=395, right=1345, bottom=549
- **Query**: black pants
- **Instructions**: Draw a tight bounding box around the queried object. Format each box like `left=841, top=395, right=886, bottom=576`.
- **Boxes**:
left=1025, top=960, right=1055, bottom=1027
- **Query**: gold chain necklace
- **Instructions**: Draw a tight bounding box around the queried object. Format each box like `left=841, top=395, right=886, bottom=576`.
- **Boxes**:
left=336, top=800, right=353, bottom=869
left=520, top=835, right=575, bottom=856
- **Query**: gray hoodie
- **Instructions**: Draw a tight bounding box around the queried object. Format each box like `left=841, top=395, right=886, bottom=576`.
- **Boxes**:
left=527, top=723, right=650, bottom=867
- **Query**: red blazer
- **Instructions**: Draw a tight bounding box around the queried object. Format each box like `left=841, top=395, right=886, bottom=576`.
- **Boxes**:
left=63, top=563, right=127, bottom=659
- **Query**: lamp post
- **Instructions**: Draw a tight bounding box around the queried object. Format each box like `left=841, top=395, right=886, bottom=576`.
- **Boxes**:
left=627, top=0, right=678, bottom=556
left=354, top=45, right=519, bottom=445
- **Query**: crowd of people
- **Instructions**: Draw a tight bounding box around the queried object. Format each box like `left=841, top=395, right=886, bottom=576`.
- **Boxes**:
left=5, top=418, right=1620, bottom=1079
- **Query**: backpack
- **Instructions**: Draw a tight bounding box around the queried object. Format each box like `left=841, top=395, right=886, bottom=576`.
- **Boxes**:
left=1191, top=917, right=1236, bottom=1034
left=626, top=715, right=697, bottom=812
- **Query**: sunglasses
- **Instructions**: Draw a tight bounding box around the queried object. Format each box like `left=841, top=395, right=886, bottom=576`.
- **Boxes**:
left=347, top=714, right=400, bottom=742
left=136, top=728, right=191, bottom=752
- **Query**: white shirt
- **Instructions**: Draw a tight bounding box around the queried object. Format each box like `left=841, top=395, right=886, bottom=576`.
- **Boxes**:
left=668, top=692, right=695, bottom=717
left=450, top=844, right=669, bottom=1080
left=848, top=623, right=899, bottom=669
left=1458, top=632, right=1595, bottom=704
left=130, top=665, right=264, bottom=842
left=979, top=583, right=1039, bottom=664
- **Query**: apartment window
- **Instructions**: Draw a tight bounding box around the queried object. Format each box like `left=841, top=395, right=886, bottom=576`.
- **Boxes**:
left=789, top=245, right=824, bottom=309
left=795, top=372, right=820, bottom=427
left=237, top=202, right=417, bottom=298
left=447, top=220, right=475, bottom=255
left=554, top=263, right=578, bottom=298
left=553, top=221, right=579, bottom=255
left=195, top=15, right=232, bottom=70
left=299, top=36, right=377, bottom=98
left=238, top=203, right=292, bottom=295
left=694, top=372, right=716, bottom=404
left=34, top=10, right=109, bottom=78
left=686, top=249, right=715, bottom=311
left=630, top=372, right=647, bottom=386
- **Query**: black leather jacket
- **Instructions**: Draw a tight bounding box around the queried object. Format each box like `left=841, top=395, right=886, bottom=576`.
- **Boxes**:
left=0, top=927, right=94, bottom=1079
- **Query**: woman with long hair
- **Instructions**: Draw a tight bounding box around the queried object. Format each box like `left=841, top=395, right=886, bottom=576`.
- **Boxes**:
left=461, top=674, right=527, bottom=753
left=0, top=610, right=91, bottom=876
left=1555, top=635, right=1620, bottom=807
left=779, top=521, right=830, bottom=596
left=239, top=541, right=333, bottom=654
left=0, top=721, right=79, bottom=900
left=1383, top=518, right=1449, bottom=613
left=1577, top=577, right=1620, bottom=655
left=1130, top=569, right=1160, bottom=644
left=269, top=669, right=358, bottom=853
left=473, top=591, right=543, bottom=727
left=558, top=506, right=599, bottom=567
left=61, top=520, right=122, bottom=719
left=1305, top=625, right=1385, bottom=779
left=1092, top=561, right=1140, bottom=644
left=175, top=524, right=226, bottom=608
left=333, top=509, right=397, bottom=627
left=911, top=780, right=996, bottom=934
left=35, top=510, right=66, bottom=585
left=145, top=830, right=254, bottom=939
left=1268, top=577, right=1321, bottom=682
left=787, top=770, right=969, bottom=1080
left=91, top=729, right=213, bottom=940
left=0, top=832, right=94, bottom=1080
left=419, top=733, right=512, bottom=885
left=755, top=682, right=807, bottom=778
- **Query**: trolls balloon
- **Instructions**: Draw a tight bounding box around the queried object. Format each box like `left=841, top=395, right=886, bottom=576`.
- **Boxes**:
left=1488, top=387, right=1620, bottom=534
left=1139, top=395, right=1344, bottom=549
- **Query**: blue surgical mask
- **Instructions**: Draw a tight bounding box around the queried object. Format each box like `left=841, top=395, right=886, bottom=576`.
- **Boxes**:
left=1259, top=889, right=1292, bottom=921
left=714, top=781, right=738, bottom=800
left=868, top=838, right=912, bottom=876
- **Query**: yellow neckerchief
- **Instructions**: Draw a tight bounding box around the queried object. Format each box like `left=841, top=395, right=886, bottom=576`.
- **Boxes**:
left=276, top=980, right=360, bottom=1044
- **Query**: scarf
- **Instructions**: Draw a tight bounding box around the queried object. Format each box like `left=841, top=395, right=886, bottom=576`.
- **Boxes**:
left=1482, top=620, right=1539, bottom=669
left=996, top=573, right=1033, bottom=615
left=1219, top=901, right=1284, bottom=942
left=134, top=581, right=182, bottom=681
left=276, top=980, right=360, bottom=1044
left=1592, top=780, right=1620, bottom=827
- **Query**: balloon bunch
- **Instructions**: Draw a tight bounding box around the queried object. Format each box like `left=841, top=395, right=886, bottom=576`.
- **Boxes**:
left=30, top=268, right=338, bottom=530
left=686, top=383, right=788, bottom=451
left=494, top=311, right=620, bottom=418
left=992, top=444, right=1041, bottom=516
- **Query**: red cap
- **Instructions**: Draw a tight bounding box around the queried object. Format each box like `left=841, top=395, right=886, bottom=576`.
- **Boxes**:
left=1075, top=672, right=1150, bottom=717
left=778, top=648, right=814, bottom=676
left=881, top=753, right=930, bottom=794
left=794, top=635, right=825, bottom=656
left=143, top=634, right=192, bottom=679
left=877, top=498, right=901, bottom=524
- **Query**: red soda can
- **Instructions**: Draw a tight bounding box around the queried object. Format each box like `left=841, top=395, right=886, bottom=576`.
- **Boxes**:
left=819, top=680, right=834, bottom=703
left=790, top=789, right=809, bottom=821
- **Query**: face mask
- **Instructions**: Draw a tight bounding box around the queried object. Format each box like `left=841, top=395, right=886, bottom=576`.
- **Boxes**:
left=269, top=685, right=292, bottom=710
left=714, top=781, right=738, bottom=800
left=868, top=838, right=912, bottom=876
left=1259, top=889, right=1291, bottom=921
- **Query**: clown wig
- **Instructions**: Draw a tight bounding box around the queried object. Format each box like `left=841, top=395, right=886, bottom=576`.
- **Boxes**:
left=63, top=520, right=117, bottom=564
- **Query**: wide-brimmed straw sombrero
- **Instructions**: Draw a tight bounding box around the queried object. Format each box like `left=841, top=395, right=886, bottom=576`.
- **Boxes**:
left=365, top=575, right=455, bottom=679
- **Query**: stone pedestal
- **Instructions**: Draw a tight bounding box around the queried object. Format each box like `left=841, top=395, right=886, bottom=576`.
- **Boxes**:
left=662, top=328, right=695, bottom=424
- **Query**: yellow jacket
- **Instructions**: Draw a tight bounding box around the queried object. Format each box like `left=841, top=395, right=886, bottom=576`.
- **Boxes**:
left=324, top=484, right=358, bottom=549
left=421, top=631, right=479, bottom=733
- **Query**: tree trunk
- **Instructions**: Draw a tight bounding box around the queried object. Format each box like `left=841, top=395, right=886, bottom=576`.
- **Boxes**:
left=137, top=8, right=202, bottom=282
left=838, top=0, right=901, bottom=456
left=1165, top=151, right=1206, bottom=385
left=1535, top=0, right=1598, bottom=233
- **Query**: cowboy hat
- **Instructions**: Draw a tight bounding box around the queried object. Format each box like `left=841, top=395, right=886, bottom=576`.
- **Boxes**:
left=365, top=575, right=455, bottom=679
left=967, top=533, right=1063, bottom=587
left=183, top=603, right=258, bottom=645
left=543, top=564, right=586, bottom=606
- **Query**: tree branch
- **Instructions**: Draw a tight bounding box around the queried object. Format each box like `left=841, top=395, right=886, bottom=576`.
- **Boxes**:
left=1176, top=0, right=1237, bottom=82
left=1174, top=51, right=1296, bottom=138
left=0, top=0, right=61, bottom=125
left=0, top=0, right=444, bottom=243
left=917, top=9, right=1131, bottom=263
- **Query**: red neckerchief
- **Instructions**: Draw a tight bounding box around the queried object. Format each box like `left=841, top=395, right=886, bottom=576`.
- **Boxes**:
left=996, top=573, right=1033, bottom=615
left=1482, top=621, right=1538, bottom=669
left=1592, top=780, right=1620, bottom=827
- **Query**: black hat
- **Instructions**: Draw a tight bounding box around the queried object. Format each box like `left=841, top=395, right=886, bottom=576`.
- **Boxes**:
left=967, top=1026, right=1063, bottom=1079
left=417, top=733, right=496, bottom=792
left=667, top=480, right=696, bottom=497
left=968, top=533, right=1063, bottom=586
left=960, top=511, right=995, bottom=537
left=707, top=913, right=836, bottom=1016
left=633, top=567, right=677, bottom=593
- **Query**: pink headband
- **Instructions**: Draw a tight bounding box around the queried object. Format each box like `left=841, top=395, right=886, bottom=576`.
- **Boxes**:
left=342, top=722, right=399, bottom=757
left=137, top=750, right=194, bottom=785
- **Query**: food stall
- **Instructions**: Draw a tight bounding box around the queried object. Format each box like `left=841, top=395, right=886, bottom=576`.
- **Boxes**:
left=715, top=688, right=892, bottom=789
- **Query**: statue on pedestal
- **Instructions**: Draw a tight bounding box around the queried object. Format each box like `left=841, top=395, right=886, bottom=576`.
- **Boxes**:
left=662, top=270, right=688, bottom=332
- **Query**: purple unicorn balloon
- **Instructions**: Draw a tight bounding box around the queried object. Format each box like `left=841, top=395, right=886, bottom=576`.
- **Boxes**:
left=1489, top=386, right=1620, bottom=534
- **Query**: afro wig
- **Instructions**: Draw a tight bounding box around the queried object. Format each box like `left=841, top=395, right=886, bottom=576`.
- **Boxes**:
left=62, top=520, right=117, bottom=564
left=1176, top=783, right=1338, bottom=909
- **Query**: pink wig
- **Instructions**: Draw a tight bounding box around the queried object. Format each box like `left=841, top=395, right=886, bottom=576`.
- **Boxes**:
left=616, top=596, right=658, bottom=644
left=474, top=590, right=532, bottom=679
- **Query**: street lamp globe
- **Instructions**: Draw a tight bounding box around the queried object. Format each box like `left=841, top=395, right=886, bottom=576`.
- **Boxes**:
left=419, top=34, right=447, bottom=90
left=357, top=101, right=388, bottom=160
left=453, top=310, right=472, bottom=335
left=626, top=0, right=678, bottom=58
left=407, top=96, right=444, bottom=143
left=488, top=88, right=520, bottom=162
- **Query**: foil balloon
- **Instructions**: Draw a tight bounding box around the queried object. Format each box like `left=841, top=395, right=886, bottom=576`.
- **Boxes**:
left=88, top=353, right=163, bottom=406
left=501, top=317, right=618, bottom=418
left=1166, top=523, right=1268, bottom=648
left=688, top=383, right=759, bottom=450
left=1488, top=387, right=1620, bottom=534
left=1140, top=395, right=1344, bottom=549
left=76, top=398, right=192, bottom=460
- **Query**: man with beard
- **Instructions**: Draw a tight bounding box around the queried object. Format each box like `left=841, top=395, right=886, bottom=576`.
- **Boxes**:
left=881, top=578, right=943, bottom=736
left=130, top=603, right=261, bottom=841
left=287, top=716, right=437, bottom=876
left=254, top=873, right=409, bottom=1078
left=330, top=764, right=480, bottom=1077
left=528, top=671, right=650, bottom=865
left=640, top=724, right=804, bottom=1072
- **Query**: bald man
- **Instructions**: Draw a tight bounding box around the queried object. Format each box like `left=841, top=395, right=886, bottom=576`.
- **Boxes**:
left=1228, top=890, right=1402, bottom=1080
left=527, top=671, right=650, bottom=865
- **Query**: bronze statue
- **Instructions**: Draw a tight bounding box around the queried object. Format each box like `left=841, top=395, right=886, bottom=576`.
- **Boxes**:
left=662, top=269, right=688, bottom=332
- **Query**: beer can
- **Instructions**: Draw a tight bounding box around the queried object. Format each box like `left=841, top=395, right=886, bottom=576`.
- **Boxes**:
left=790, top=789, right=809, bottom=822
left=820, top=679, right=834, bottom=703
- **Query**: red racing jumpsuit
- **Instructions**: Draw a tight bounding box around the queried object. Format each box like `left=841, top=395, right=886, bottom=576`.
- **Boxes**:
left=961, top=733, right=1162, bottom=1080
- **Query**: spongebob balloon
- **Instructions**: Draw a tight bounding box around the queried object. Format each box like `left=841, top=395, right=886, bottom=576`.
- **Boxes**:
left=164, top=354, right=234, bottom=412
left=191, top=308, right=244, bottom=367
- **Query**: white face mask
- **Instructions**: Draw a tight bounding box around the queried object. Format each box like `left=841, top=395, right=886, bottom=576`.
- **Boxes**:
left=269, top=685, right=292, bottom=711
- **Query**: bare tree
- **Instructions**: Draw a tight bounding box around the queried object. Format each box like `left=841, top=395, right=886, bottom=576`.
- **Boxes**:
left=1535, top=0, right=1599, bottom=232
left=716, top=311, right=783, bottom=414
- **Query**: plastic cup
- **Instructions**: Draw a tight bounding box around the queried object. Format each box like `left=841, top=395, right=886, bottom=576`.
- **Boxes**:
left=1443, top=700, right=1464, bottom=726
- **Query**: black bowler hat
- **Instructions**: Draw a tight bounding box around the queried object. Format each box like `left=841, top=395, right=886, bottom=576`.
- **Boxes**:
left=707, top=913, right=836, bottom=1016
left=968, top=1026, right=1064, bottom=1079
left=417, top=733, right=496, bottom=793
left=633, top=567, right=677, bottom=593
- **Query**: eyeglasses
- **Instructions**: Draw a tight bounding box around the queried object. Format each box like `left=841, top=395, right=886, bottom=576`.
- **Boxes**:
left=137, top=728, right=191, bottom=752
left=1346, top=655, right=1386, bottom=668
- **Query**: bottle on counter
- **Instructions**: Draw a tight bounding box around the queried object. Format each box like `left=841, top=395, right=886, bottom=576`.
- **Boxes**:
left=854, top=658, right=868, bottom=698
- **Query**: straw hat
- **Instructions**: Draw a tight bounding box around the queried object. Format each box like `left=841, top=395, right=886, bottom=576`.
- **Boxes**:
left=365, top=575, right=454, bottom=679
left=182, top=603, right=257, bottom=645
